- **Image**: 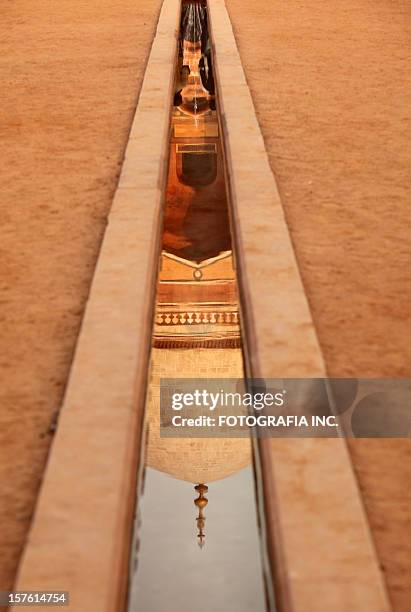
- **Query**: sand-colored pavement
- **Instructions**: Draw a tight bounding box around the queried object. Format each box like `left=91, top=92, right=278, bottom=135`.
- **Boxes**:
left=0, top=0, right=162, bottom=591
left=225, top=1, right=411, bottom=609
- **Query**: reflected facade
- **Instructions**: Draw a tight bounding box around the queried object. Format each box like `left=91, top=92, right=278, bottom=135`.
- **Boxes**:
left=128, top=3, right=266, bottom=610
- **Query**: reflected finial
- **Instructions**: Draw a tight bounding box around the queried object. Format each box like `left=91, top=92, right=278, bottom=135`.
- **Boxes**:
left=194, top=484, right=208, bottom=549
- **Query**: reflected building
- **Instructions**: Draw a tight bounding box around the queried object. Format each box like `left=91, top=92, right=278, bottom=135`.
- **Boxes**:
left=143, top=0, right=251, bottom=547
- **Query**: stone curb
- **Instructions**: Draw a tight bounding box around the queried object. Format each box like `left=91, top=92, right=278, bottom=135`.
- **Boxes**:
left=11, top=1, right=180, bottom=611
left=208, top=1, right=391, bottom=611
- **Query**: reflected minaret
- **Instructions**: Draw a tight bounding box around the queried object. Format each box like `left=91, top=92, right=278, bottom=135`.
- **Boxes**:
left=194, top=484, right=208, bottom=549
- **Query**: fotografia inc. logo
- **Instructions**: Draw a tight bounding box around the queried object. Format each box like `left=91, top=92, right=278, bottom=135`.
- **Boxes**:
left=160, top=378, right=411, bottom=438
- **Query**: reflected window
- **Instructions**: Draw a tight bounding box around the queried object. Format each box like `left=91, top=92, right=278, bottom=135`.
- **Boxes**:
left=177, top=143, right=217, bottom=187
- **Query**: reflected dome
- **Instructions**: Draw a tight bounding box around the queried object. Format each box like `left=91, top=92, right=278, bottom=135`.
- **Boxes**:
left=146, top=348, right=251, bottom=483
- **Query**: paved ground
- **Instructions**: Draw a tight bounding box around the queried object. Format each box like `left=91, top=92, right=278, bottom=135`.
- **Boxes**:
left=225, top=0, right=411, bottom=609
left=0, top=0, right=162, bottom=591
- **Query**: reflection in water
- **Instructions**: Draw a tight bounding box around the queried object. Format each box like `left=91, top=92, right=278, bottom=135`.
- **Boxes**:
left=128, top=468, right=266, bottom=612
left=164, top=1, right=229, bottom=262
left=127, top=3, right=266, bottom=610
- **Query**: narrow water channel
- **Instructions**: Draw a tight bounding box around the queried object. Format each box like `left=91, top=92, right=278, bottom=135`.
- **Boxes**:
left=127, top=2, right=266, bottom=610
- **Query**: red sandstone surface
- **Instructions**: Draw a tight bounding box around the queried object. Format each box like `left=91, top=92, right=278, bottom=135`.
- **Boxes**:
left=225, top=0, right=411, bottom=609
left=163, top=139, right=231, bottom=261
left=0, top=0, right=162, bottom=591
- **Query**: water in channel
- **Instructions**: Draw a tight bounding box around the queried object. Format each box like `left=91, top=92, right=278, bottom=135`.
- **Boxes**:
left=127, top=3, right=266, bottom=610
